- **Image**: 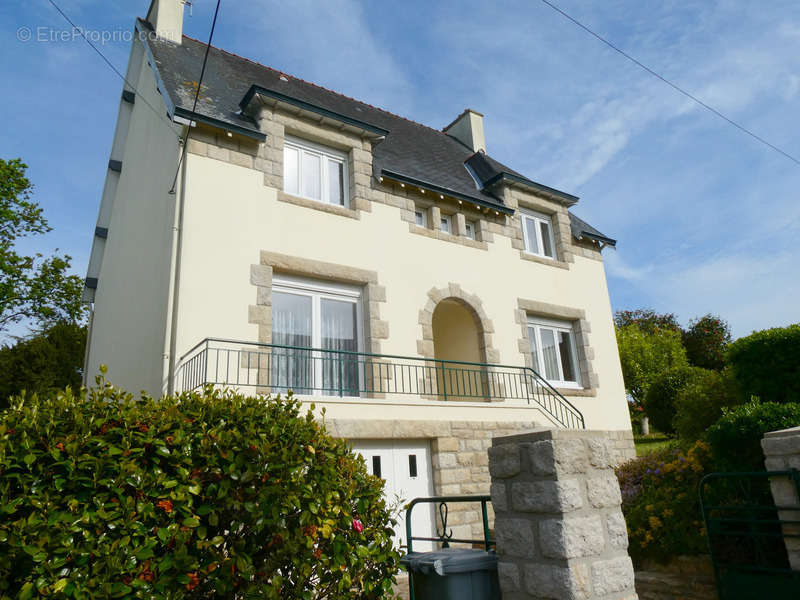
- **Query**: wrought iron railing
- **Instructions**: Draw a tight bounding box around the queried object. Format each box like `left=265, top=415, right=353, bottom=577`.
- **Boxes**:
left=176, top=338, right=585, bottom=429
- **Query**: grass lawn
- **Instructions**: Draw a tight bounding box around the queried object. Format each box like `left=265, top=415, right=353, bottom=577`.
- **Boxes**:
left=634, top=433, right=675, bottom=456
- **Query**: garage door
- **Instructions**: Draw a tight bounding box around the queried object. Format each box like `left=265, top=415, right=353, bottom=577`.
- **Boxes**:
left=351, top=439, right=435, bottom=551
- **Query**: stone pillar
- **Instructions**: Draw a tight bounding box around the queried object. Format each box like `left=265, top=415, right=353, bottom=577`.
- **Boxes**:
left=489, top=428, right=637, bottom=600
left=761, top=426, right=800, bottom=570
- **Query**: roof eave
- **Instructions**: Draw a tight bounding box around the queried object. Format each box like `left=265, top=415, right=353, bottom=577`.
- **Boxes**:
left=240, top=85, right=389, bottom=139
left=485, top=172, right=579, bottom=206
left=380, top=169, right=514, bottom=215
left=173, top=107, right=265, bottom=141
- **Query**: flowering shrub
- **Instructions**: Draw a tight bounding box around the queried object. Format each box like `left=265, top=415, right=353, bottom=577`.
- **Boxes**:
left=0, top=378, right=400, bottom=598
left=616, top=441, right=712, bottom=564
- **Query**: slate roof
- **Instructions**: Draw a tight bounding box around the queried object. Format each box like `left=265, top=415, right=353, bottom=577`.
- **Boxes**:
left=141, top=19, right=615, bottom=246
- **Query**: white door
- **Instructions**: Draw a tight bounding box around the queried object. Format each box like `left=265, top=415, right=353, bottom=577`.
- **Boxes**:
left=351, top=439, right=436, bottom=551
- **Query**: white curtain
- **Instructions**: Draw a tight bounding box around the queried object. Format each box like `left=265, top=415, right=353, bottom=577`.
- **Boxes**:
left=539, top=328, right=560, bottom=381
left=321, top=299, right=358, bottom=395
left=271, top=292, right=312, bottom=392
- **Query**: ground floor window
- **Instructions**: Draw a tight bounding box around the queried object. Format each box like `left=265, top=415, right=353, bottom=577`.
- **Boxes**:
left=271, top=276, right=361, bottom=395
left=527, top=317, right=580, bottom=387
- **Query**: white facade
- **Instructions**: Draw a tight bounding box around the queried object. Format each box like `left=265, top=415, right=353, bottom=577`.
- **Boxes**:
left=83, top=6, right=634, bottom=545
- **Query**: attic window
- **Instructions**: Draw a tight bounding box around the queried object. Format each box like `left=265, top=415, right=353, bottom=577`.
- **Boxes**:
left=283, top=136, right=348, bottom=208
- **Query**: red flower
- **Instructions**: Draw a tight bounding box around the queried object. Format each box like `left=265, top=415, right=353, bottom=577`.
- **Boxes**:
left=352, top=518, right=364, bottom=533
left=56, top=442, right=65, bottom=451
left=156, top=499, right=174, bottom=514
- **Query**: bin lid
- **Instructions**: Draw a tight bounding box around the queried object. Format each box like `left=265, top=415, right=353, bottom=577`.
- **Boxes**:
left=400, top=549, right=498, bottom=575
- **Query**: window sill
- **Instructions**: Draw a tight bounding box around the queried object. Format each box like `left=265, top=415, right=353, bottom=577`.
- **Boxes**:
left=519, top=251, right=569, bottom=270
left=556, top=387, right=597, bottom=398
left=408, top=224, right=488, bottom=250
left=278, top=191, right=360, bottom=220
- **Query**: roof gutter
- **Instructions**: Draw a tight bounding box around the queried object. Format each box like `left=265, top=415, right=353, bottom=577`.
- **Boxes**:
left=380, top=169, right=515, bottom=215
left=240, top=85, right=389, bottom=138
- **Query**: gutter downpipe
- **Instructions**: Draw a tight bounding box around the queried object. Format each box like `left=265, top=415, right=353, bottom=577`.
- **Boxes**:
left=166, top=136, right=188, bottom=396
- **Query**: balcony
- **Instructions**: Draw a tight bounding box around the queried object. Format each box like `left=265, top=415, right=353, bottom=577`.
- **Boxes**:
left=175, top=338, right=585, bottom=429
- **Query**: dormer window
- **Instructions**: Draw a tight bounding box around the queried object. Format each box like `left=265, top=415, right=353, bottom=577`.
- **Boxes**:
left=440, top=214, right=452, bottom=234
left=283, top=136, right=348, bottom=207
left=521, top=209, right=556, bottom=259
left=415, top=209, right=427, bottom=227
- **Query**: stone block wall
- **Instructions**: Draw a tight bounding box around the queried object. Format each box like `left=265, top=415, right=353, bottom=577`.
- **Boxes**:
left=761, top=426, right=800, bottom=570
left=489, top=428, right=638, bottom=600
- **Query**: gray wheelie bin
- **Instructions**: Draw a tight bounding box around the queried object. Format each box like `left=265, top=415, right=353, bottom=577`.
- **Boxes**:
left=400, top=548, right=500, bottom=599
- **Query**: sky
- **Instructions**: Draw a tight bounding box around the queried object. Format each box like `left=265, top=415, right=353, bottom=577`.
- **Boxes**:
left=1, top=0, right=799, bottom=339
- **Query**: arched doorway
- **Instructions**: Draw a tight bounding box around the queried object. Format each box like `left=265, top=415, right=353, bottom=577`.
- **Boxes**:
left=431, top=298, right=486, bottom=400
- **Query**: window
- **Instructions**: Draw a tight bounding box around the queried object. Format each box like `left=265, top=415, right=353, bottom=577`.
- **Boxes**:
left=464, top=220, right=476, bottom=240
left=415, top=209, right=427, bottom=227
left=440, top=214, right=452, bottom=234
left=283, top=136, right=348, bottom=207
left=527, top=317, right=580, bottom=388
left=521, top=210, right=556, bottom=259
left=271, top=276, right=361, bottom=395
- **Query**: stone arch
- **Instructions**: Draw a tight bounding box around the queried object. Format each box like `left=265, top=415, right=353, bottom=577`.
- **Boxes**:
left=416, top=283, right=499, bottom=365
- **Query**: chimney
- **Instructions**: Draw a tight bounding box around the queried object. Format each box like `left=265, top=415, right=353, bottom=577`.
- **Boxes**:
left=146, top=0, right=186, bottom=44
left=443, top=109, right=486, bottom=153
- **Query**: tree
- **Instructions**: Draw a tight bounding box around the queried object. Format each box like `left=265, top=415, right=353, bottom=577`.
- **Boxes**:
left=0, top=322, right=86, bottom=407
left=614, top=308, right=682, bottom=336
left=682, top=314, right=731, bottom=370
left=616, top=324, right=688, bottom=406
left=0, top=158, right=86, bottom=336
left=643, top=365, right=708, bottom=433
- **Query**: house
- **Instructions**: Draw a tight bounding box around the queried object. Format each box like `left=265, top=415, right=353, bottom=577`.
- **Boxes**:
left=82, top=0, right=635, bottom=548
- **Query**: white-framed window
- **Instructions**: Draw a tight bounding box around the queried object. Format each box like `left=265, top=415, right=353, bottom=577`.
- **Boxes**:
left=440, top=214, right=452, bottom=234
left=521, top=209, right=556, bottom=259
left=271, top=275, right=362, bottom=395
left=283, top=136, right=349, bottom=207
left=464, top=220, right=476, bottom=240
left=527, top=317, right=581, bottom=388
left=415, top=209, right=427, bottom=227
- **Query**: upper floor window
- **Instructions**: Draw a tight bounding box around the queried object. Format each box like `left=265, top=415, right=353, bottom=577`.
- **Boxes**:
left=283, top=136, right=348, bottom=207
left=440, top=214, right=452, bottom=234
left=465, top=220, right=476, bottom=240
left=415, top=208, right=427, bottom=227
left=527, top=317, right=580, bottom=388
left=521, top=210, right=556, bottom=259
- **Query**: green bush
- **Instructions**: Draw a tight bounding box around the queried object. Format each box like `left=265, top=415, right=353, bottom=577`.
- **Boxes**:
left=727, top=324, right=800, bottom=404
left=673, top=367, right=742, bottom=441
left=706, top=401, right=800, bottom=472
left=643, top=366, right=707, bottom=434
left=0, top=380, right=400, bottom=598
left=616, top=441, right=712, bottom=564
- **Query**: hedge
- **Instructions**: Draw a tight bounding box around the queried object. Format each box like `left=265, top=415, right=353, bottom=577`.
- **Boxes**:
left=673, top=367, right=742, bottom=441
left=0, top=378, right=400, bottom=598
left=706, top=401, right=800, bottom=472
left=727, top=324, right=800, bottom=404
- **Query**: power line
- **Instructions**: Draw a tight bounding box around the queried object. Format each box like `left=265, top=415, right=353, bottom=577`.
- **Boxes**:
left=538, top=0, right=800, bottom=167
left=170, top=0, right=222, bottom=193
left=46, top=0, right=180, bottom=140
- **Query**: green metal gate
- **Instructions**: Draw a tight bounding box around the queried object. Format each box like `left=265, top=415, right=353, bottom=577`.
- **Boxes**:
left=699, top=470, right=800, bottom=599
